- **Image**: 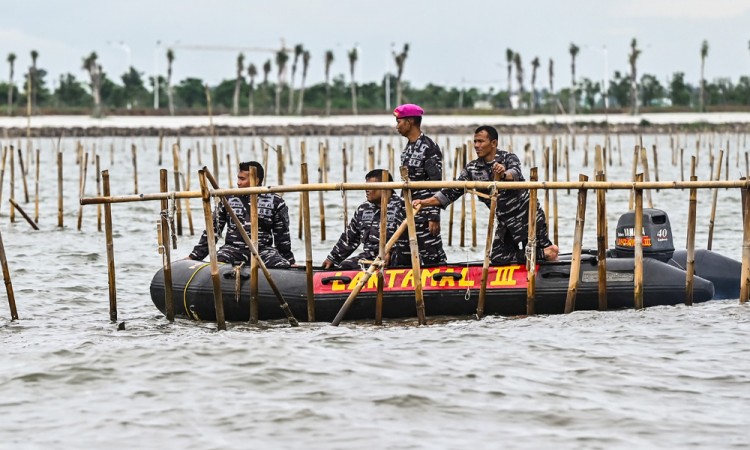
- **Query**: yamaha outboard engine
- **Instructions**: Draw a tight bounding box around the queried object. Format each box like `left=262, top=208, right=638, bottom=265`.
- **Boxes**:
left=614, top=208, right=675, bottom=262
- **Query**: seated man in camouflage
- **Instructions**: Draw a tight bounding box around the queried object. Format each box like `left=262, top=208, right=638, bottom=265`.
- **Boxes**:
left=188, top=161, right=295, bottom=268
left=323, top=169, right=410, bottom=269
left=414, top=125, right=558, bottom=264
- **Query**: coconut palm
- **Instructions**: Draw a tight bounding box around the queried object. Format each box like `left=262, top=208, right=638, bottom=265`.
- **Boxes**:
left=506, top=48, right=514, bottom=109
left=297, top=50, right=311, bottom=115
left=569, top=43, right=579, bottom=115
left=166, top=49, right=175, bottom=115
left=530, top=56, right=540, bottom=113
left=247, top=63, right=257, bottom=115
left=548, top=58, right=555, bottom=112
left=348, top=47, right=358, bottom=115
left=30, top=50, right=38, bottom=113
left=232, top=53, right=244, bottom=115
left=288, top=44, right=303, bottom=114
left=324, top=50, right=334, bottom=116
left=82, top=52, right=102, bottom=117
left=262, top=59, right=271, bottom=84
left=6, top=53, right=15, bottom=116
left=392, top=43, right=409, bottom=105
left=699, top=40, right=709, bottom=112
left=275, top=49, right=288, bottom=115
left=514, top=53, right=524, bottom=110
left=628, top=38, right=641, bottom=114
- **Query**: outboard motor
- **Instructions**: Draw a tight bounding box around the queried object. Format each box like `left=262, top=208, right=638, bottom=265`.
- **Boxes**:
left=614, top=208, right=675, bottom=262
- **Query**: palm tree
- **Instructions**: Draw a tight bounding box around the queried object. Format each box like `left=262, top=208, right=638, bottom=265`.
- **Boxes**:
left=324, top=50, right=334, bottom=116
left=288, top=44, right=303, bottom=114
left=348, top=47, right=358, bottom=115
left=548, top=58, right=554, bottom=113
left=514, top=53, right=524, bottom=110
left=506, top=48, right=514, bottom=109
left=262, top=59, right=271, bottom=113
left=6, top=53, right=15, bottom=116
left=82, top=52, right=102, bottom=117
left=699, top=40, right=709, bottom=112
left=297, top=50, right=311, bottom=114
left=247, top=63, right=257, bottom=115
left=569, top=43, right=580, bottom=115
left=30, top=50, right=38, bottom=113
left=232, top=53, right=244, bottom=115
left=166, top=49, right=175, bottom=115
left=275, top=49, right=288, bottom=115
left=392, top=43, right=409, bottom=105
left=530, top=56, right=540, bottom=113
left=628, top=38, right=641, bottom=115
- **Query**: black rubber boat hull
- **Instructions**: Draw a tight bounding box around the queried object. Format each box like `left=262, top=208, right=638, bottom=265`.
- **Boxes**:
left=669, top=249, right=741, bottom=300
left=150, top=255, right=716, bottom=322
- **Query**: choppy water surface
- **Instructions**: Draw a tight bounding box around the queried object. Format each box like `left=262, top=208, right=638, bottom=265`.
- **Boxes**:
left=1, top=133, right=750, bottom=449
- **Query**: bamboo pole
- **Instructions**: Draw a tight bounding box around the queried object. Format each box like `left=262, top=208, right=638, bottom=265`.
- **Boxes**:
left=527, top=167, right=539, bottom=316
left=564, top=174, right=588, bottom=314
left=183, top=151, right=194, bottom=236
left=564, top=146, right=570, bottom=194
left=707, top=150, right=724, bottom=250
left=170, top=143, right=183, bottom=236
left=0, top=147, right=7, bottom=214
left=686, top=171, right=698, bottom=306
left=331, top=205, right=421, bottom=326
left=211, top=144, right=219, bottom=185
left=375, top=169, right=388, bottom=325
left=634, top=173, right=644, bottom=310
left=203, top=169, right=299, bottom=326
left=680, top=148, right=685, bottom=182
left=276, top=145, right=284, bottom=186
left=342, top=145, right=349, bottom=228
left=470, top=187, right=477, bottom=247
left=16, top=148, right=29, bottom=203
left=544, top=144, right=550, bottom=220
left=57, top=151, right=63, bottom=227
left=448, top=146, right=460, bottom=246
left=596, top=171, right=608, bottom=310
left=318, top=143, right=326, bottom=241
left=8, top=199, right=39, bottom=230
left=9, top=146, right=15, bottom=222
left=197, top=169, right=226, bottom=331
left=249, top=167, right=259, bottom=324
left=301, top=163, right=315, bottom=322
left=0, top=228, right=18, bottom=320
left=552, top=144, right=559, bottom=246
left=460, top=144, right=467, bottom=247
left=478, top=173, right=500, bottom=319
left=628, top=145, right=638, bottom=210
left=96, top=155, right=102, bottom=232
left=298, top=142, right=306, bottom=239
left=157, top=131, right=164, bottom=165
left=131, top=143, right=139, bottom=194
left=640, top=145, right=653, bottom=208
left=740, top=179, right=750, bottom=303
left=652, top=144, right=660, bottom=189
left=401, top=166, right=427, bottom=325
left=159, top=169, right=175, bottom=322
left=77, top=152, right=89, bottom=230
left=33, top=148, right=39, bottom=223
left=102, top=171, right=117, bottom=322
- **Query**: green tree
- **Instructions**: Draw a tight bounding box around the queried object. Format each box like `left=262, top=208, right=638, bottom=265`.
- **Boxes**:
left=669, top=72, right=692, bottom=107
left=569, top=43, right=580, bottom=114
left=580, top=77, right=600, bottom=110
left=54, top=73, right=91, bottom=107
left=82, top=52, right=102, bottom=117
left=609, top=71, right=631, bottom=108
left=324, top=50, right=334, bottom=116
left=166, top=49, right=175, bottom=115
left=348, top=47, right=358, bottom=114
left=247, top=63, right=257, bottom=115
left=513, top=52, right=523, bottom=109
left=530, top=56, right=540, bottom=112
left=699, top=40, right=708, bottom=112
left=275, top=50, right=288, bottom=115
left=30, top=50, right=39, bottom=112
left=6, top=53, right=15, bottom=115
left=289, top=43, right=303, bottom=114
left=640, top=74, right=665, bottom=106
left=175, top=77, right=207, bottom=108
left=297, top=50, right=311, bottom=114
left=121, top=67, right=149, bottom=108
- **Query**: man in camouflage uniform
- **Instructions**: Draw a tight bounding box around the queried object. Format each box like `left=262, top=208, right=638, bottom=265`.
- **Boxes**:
left=323, top=170, right=410, bottom=269
left=414, top=125, right=559, bottom=264
left=394, top=103, right=447, bottom=266
left=188, top=161, right=295, bottom=268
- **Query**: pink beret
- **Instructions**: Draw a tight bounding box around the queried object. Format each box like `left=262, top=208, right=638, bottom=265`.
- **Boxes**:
left=393, top=103, right=424, bottom=119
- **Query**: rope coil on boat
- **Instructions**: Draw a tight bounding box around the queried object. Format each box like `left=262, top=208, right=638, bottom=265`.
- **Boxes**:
left=168, top=191, right=177, bottom=249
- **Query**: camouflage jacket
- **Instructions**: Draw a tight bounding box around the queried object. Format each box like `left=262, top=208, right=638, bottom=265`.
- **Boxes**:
left=400, top=133, right=443, bottom=222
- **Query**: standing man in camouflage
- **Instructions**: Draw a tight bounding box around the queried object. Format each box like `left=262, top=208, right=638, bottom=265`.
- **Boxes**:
left=394, top=103, right=447, bottom=265
left=323, top=169, right=410, bottom=269
left=413, top=125, right=558, bottom=264
left=188, top=161, right=295, bottom=268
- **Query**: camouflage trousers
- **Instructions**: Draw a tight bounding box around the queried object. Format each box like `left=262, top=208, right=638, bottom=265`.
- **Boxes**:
left=490, top=201, right=553, bottom=265
left=414, top=218, right=447, bottom=266
left=217, top=246, right=291, bottom=268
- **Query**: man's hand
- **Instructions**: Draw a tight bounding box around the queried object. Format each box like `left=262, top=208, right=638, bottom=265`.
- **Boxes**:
left=412, top=197, right=439, bottom=209
left=322, top=259, right=334, bottom=269
left=492, top=162, right=506, bottom=177
left=428, top=220, right=440, bottom=236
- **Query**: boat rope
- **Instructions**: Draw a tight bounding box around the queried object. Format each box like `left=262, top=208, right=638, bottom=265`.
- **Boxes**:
left=526, top=237, right=537, bottom=274
left=184, top=262, right=211, bottom=321
left=168, top=191, right=177, bottom=249
left=233, top=262, right=245, bottom=304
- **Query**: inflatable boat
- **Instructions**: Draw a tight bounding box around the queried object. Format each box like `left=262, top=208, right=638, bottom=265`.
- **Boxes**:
left=149, top=209, right=743, bottom=323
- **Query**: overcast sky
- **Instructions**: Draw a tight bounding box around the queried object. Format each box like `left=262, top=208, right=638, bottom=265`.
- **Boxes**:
left=2, top=0, right=749, bottom=91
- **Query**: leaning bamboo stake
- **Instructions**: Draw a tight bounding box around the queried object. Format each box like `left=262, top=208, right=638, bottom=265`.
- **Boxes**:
left=33, top=149, right=39, bottom=223
left=102, top=170, right=117, bottom=322
left=171, top=143, right=184, bottom=236
left=478, top=173, right=500, bottom=319
left=640, top=145, right=653, bottom=208
left=740, top=180, right=750, bottom=303
left=0, top=147, right=7, bottom=213
left=182, top=151, right=194, bottom=235
left=76, top=152, right=89, bottom=231
left=318, top=144, right=326, bottom=241
left=95, top=155, right=102, bottom=231
left=159, top=169, right=175, bottom=322
left=686, top=172, right=698, bottom=306
left=211, top=143, right=219, bottom=184
left=9, top=146, right=15, bottom=222
left=16, top=148, right=29, bottom=204
left=8, top=199, right=38, bottom=230
left=301, top=163, right=315, bottom=322
left=131, top=144, right=139, bottom=194
left=526, top=168, right=539, bottom=316
left=0, top=228, right=18, bottom=320
left=57, top=151, right=63, bottom=227
left=375, top=169, right=388, bottom=325
left=401, top=166, right=427, bottom=325
left=707, top=150, right=724, bottom=250
left=448, top=146, right=459, bottom=246
left=634, top=173, right=644, bottom=310
left=203, top=169, right=299, bottom=326
left=197, top=169, right=226, bottom=331
left=595, top=171, right=608, bottom=310
left=564, top=174, right=588, bottom=314
left=249, top=167, right=259, bottom=324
